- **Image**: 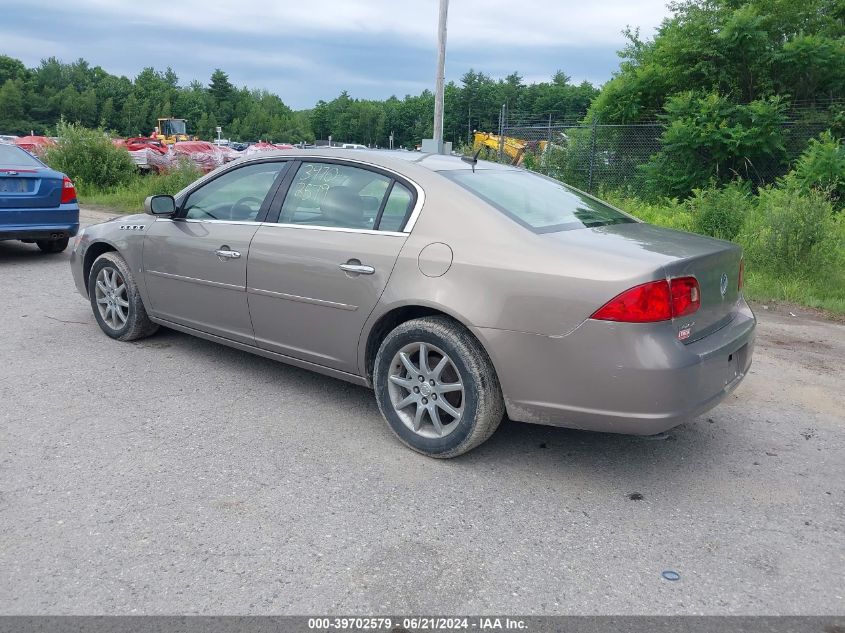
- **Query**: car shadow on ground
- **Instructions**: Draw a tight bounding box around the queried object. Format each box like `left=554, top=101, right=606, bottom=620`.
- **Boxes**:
left=0, top=239, right=60, bottom=262
left=136, top=324, right=723, bottom=485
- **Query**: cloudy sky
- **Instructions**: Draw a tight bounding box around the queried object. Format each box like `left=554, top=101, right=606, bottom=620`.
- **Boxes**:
left=2, top=0, right=671, bottom=109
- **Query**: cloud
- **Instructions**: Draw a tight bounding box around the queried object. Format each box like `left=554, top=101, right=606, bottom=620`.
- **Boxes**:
left=20, top=0, right=669, bottom=46
left=0, top=30, right=72, bottom=60
left=1, top=0, right=672, bottom=108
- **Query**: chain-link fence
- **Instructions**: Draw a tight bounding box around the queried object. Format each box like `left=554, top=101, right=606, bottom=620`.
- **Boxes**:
left=502, top=121, right=664, bottom=195
left=498, top=105, right=841, bottom=197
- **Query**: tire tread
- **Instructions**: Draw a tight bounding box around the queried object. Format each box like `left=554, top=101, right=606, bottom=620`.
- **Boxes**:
left=89, top=252, right=158, bottom=342
left=374, top=315, right=504, bottom=458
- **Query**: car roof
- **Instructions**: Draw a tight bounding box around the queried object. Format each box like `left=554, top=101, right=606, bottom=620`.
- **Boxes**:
left=237, top=148, right=519, bottom=174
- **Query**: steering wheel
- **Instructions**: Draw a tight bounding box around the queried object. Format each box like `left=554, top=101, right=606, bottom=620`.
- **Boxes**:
left=231, top=196, right=264, bottom=221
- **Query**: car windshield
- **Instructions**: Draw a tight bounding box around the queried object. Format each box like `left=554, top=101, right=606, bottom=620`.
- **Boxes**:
left=444, top=169, right=636, bottom=233
left=0, top=144, right=41, bottom=168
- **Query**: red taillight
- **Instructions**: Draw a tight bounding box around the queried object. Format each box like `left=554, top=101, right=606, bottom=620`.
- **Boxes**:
left=670, top=276, right=700, bottom=318
left=60, top=176, right=76, bottom=204
left=591, top=280, right=673, bottom=322
left=738, top=258, right=744, bottom=292
left=591, top=276, right=700, bottom=323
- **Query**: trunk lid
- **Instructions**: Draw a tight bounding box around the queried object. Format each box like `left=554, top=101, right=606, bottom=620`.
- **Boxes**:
left=544, top=222, right=744, bottom=342
left=0, top=168, right=63, bottom=209
left=660, top=236, right=742, bottom=342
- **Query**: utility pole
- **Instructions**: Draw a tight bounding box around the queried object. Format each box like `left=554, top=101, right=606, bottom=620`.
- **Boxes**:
left=433, top=0, right=449, bottom=154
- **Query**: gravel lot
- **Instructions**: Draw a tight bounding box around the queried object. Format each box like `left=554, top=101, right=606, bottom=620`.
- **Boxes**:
left=1, top=208, right=843, bottom=615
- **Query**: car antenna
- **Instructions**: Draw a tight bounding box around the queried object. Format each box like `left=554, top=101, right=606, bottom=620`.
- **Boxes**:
left=461, top=148, right=482, bottom=173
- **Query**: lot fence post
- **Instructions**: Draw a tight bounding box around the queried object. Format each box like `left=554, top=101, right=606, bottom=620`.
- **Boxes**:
left=588, top=119, right=598, bottom=193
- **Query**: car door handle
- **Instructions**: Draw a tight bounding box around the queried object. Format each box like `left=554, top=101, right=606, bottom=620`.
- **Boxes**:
left=339, top=262, right=375, bottom=275
left=215, top=247, right=241, bottom=260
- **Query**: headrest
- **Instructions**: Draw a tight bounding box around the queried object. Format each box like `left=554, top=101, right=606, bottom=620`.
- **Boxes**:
left=360, top=196, right=381, bottom=212
left=320, top=187, right=364, bottom=226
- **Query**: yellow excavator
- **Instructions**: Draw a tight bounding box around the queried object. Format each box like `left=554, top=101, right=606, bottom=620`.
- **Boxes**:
left=472, top=132, right=547, bottom=166
left=154, top=118, right=191, bottom=145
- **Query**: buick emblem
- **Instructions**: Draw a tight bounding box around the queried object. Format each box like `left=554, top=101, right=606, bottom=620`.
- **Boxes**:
left=719, top=273, right=729, bottom=297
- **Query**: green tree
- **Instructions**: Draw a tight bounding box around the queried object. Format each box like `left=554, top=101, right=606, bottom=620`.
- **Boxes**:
left=310, top=100, right=331, bottom=140
left=0, top=79, right=26, bottom=133
left=643, top=93, right=788, bottom=197
left=120, top=93, right=144, bottom=136
left=589, top=0, right=845, bottom=125
left=99, top=97, right=116, bottom=130
left=0, top=52, right=609, bottom=148
left=0, top=55, right=27, bottom=85
left=584, top=0, right=845, bottom=197
left=209, top=69, right=234, bottom=104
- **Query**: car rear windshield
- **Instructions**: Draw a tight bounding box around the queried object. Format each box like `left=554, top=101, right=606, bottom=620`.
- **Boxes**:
left=444, top=169, right=636, bottom=233
left=0, top=144, right=42, bottom=167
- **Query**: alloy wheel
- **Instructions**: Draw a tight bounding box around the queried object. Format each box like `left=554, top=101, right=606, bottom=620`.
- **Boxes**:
left=94, top=266, right=129, bottom=331
left=387, top=342, right=465, bottom=439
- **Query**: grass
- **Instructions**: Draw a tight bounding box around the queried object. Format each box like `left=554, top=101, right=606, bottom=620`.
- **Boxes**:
left=603, top=192, right=695, bottom=232
left=743, top=269, right=845, bottom=314
left=79, top=165, right=202, bottom=213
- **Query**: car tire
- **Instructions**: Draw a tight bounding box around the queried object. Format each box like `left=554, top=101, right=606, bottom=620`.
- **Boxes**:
left=88, top=251, right=158, bottom=342
left=36, top=237, right=69, bottom=253
left=373, top=316, right=505, bottom=458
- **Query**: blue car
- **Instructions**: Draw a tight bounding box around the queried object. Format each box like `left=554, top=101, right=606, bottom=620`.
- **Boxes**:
left=0, top=144, right=79, bottom=253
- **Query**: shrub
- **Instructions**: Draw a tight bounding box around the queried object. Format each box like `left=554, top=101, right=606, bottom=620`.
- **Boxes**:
left=79, top=160, right=202, bottom=213
left=688, top=181, right=753, bottom=241
left=642, top=92, right=788, bottom=198
left=150, top=159, right=203, bottom=195
left=537, top=129, right=594, bottom=191
left=783, top=130, right=845, bottom=208
left=44, top=120, right=135, bottom=190
left=738, top=186, right=842, bottom=276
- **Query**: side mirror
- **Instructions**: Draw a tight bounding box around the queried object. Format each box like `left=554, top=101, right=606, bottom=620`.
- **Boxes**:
left=145, top=194, right=176, bottom=216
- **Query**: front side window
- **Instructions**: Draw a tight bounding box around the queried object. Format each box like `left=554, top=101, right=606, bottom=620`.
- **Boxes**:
left=444, top=169, right=635, bottom=233
left=279, top=162, right=397, bottom=230
left=182, top=161, right=287, bottom=221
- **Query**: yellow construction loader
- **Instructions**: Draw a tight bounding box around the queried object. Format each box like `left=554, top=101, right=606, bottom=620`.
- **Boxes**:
left=472, top=132, right=547, bottom=166
left=154, top=118, right=190, bottom=145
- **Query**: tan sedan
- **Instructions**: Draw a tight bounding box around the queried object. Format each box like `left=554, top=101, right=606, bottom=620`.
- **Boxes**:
left=70, top=149, right=755, bottom=457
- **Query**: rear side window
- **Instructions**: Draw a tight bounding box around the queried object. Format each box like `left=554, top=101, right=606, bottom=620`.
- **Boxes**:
left=280, top=162, right=392, bottom=229
left=0, top=144, right=42, bottom=167
left=444, top=169, right=635, bottom=233
left=376, top=182, right=413, bottom=232
left=277, top=161, right=415, bottom=232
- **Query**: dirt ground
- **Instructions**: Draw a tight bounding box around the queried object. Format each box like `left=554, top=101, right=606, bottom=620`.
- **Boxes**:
left=741, top=302, right=844, bottom=422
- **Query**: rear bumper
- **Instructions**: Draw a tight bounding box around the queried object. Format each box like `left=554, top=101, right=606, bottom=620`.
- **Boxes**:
left=476, top=300, right=756, bottom=435
left=0, top=224, right=79, bottom=241
left=0, top=204, right=79, bottom=241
